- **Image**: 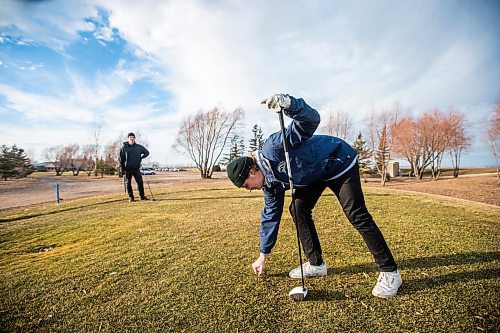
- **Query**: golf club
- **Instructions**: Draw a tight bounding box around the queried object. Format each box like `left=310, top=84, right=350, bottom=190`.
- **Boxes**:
left=141, top=166, right=156, bottom=201
left=122, top=169, right=127, bottom=194
left=278, top=109, right=308, bottom=302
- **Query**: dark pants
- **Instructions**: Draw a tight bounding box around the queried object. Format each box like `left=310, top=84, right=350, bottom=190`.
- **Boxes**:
left=292, top=163, right=398, bottom=272
left=125, top=168, right=145, bottom=199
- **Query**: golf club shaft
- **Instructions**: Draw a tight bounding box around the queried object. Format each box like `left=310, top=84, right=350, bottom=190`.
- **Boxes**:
left=278, top=111, right=306, bottom=291
left=123, top=171, right=127, bottom=193
left=141, top=166, right=155, bottom=200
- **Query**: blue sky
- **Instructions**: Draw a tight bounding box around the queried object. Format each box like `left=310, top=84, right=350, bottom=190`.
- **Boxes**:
left=0, top=0, right=499, bottom=167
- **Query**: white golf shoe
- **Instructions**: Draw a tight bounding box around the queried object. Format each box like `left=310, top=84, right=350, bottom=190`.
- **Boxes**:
left=289, top=261, right=327, bottom=279
left=371, top=270, right=402, bottom=298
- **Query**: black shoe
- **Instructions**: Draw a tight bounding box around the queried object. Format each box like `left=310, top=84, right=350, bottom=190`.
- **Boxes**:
left=140, top=196, right=150, bottom=201
left=129, top=197, right=135, bottom=202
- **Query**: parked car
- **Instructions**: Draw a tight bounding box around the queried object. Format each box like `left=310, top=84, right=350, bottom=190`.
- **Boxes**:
left=141, top=167, right=156, bottom=175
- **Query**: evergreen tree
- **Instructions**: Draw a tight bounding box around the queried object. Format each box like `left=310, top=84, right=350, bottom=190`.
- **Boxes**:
left=248, top=124, right=264, bottom=151
left=0, top=145, right=33, bottom=180
left=352, top=132, right=372, bottom=173
left=219, top=135, right=245, bottom=165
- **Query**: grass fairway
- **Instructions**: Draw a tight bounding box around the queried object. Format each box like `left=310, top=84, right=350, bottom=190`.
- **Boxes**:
left=1, top=184, right=499, bottom=332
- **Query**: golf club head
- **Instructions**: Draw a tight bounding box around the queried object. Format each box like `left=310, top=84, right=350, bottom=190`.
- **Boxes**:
left=289, top=286, right=308, bottom=301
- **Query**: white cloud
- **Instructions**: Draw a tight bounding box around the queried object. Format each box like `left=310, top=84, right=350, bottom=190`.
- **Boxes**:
left=1, top=0, right=499, bottom=166
left=0, top=0, right=100, bottom=50
left=94, top=26, right=115, bottom=43
left=0, top=83, right=94, bottom=122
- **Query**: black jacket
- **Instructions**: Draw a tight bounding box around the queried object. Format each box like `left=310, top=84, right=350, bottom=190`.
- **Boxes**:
left=119, top=142, right=149, bottom=170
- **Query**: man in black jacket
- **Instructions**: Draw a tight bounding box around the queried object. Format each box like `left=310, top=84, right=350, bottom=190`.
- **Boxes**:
left=118, top=132, right=150, bottom=202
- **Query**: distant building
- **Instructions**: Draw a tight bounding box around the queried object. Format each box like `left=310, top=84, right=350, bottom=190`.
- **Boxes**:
left=33, top=162, right=57, bottom=172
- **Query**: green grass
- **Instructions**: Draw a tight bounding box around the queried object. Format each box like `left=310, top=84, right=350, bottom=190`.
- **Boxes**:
left=0, top=184, right=499, bottom=332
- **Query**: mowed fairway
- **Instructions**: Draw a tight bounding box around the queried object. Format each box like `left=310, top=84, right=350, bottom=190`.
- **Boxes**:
left=0, top=184, right=499, bottom=332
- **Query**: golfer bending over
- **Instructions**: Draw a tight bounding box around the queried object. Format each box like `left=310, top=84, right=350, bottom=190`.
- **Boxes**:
left=226, top=94, right=402, bottom=298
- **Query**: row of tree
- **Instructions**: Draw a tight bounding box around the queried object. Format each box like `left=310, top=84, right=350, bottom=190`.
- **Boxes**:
left=319, top=101, right=500, bottom=184
left=42, top=132, right=149, bottom=177
left=174, top=100, right=499, bottom=185
left=0, top=145, right=33, bottom=180
left=6, top=100, right=498, bottom=184
left=322, top=105, right=472, bottom=184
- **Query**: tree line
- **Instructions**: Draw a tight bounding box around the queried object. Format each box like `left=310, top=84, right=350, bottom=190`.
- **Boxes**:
left=175, top=100, right=499, bottom=184
left=320, top=100, right=499, bottom=184
left=2, top=99, right=498, bottom=183
left=320, top=105, right=471, bottom=185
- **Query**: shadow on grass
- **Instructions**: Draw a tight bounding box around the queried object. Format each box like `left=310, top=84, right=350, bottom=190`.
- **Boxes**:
left=325, top=251, right=500, bottom=275
left=270, top=251, right=500, bottom=298
left=400, top=268, right=500, bottom=295
left=307, top=289, right=346, bottom=301
left=0, top=195, right=262, bottom=223
left=0, top=198, right=126, bottom=223
left=152, top=196, right=261, bottom=202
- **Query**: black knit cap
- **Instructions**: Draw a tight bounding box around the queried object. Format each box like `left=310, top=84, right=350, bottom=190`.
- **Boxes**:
left=227, top=156, right=253, bottom=188
left=128, top=132, right=135, bottom=138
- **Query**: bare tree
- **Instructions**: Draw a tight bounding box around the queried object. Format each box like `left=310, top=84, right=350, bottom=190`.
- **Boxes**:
left=486, top=98, right=500, bottom=183
left=80, top=145, right=95, bottom=176
left=424, top=109, right=451, bottom=180
left=391, top=116, right=420, bottom=177
left=375, top=125, right=390, bottom=185
left=321, top=109, right=353, bottom=141
left=44, top=145, right=65, bottom=176
left=366, top=104, right=400, bottom=185
left=393, top=108, right=471, bottom=180
left=392, top=109, right=447, bottom=180
left=132, top=129, right=149, bottom=149
left=90, top=112, right=103, bottom=177
left=175, top=106, right=244, bottom=178
left=102, top=139, right=122, bottom=175
left=447, top=112, right=471, bottom=178
left=60, top=144, right=81, bottom=176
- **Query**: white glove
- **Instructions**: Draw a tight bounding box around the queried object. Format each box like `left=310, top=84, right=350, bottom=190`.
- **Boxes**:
left=261, top=94, right=291, bottom=112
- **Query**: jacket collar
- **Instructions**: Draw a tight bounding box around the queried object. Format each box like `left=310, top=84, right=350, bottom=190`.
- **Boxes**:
left=253, top=150, right=279, bottom=187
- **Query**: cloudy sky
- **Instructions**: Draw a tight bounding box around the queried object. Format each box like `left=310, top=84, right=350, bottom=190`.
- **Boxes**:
left=1, top=0, right=499, bottom=167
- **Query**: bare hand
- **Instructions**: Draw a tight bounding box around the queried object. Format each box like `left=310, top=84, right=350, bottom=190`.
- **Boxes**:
left=252, top=254, right=267, bottom=276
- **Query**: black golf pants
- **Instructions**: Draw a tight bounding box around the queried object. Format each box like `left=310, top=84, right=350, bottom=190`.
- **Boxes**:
left=125, top=168, right=145, bottom=199
left=292, top=163, right=398, bottom=272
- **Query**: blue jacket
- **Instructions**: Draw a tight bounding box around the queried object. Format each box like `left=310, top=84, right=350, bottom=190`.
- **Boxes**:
left=258, top=96, right=357, bottom=255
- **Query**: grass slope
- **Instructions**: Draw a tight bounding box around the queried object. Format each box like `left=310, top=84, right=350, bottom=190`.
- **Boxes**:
left=0, top=185, right=499, bottom=332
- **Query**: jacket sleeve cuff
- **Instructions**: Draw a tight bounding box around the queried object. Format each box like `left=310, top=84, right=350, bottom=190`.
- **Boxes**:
left=260, top=252, right=270, bottom=257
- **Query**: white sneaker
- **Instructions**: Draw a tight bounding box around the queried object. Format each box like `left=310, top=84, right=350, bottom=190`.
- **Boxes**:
left=372, top=270, right=402, bottom=298
left=289, top=261, right=327, bottom=279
